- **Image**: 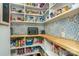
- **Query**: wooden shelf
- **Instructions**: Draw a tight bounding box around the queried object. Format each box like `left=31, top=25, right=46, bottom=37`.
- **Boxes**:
left=40, top=34, right=79, bottom=56
left=10, top=34, right=41, bottom=38
left=45, top=6, right=79, bottom=23
left=10, top=34, right=79, bottom=55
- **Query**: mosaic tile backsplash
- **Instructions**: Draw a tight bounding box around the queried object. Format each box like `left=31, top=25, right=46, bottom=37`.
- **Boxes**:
left=45, top=14, right=79, bottom=41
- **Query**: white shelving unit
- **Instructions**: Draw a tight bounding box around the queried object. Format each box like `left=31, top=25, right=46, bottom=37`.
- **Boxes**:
left=11, top=43, right=42, bottom=50
left=11, top=11, right=24, bottom=15
left=11, top=21, right=44, bottom=24
left=10, top=3, right=48, bottom=24
left=10, top=3, right=79, bottom=24
left=11, top=11, right=43, bottom=16
left=12, top=3, right=45, bottom=10
left=10, top=34, right=59, bottom=56
left=10, top=3, right=79, bottom=56
left=11, top=49, right=41, bottom=56
left=45, top=4, right=79, bottom=23
left=10, top=35, right=46, bottom=56
left=12, top=51, right=40, bottom=56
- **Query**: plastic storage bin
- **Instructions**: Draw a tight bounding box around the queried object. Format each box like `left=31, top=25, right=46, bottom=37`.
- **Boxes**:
left=26, top=38, right=33, bottom=45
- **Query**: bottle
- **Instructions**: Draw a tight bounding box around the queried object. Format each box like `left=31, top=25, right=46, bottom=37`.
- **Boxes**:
left=10, top=27, right=13, bottom=35
left=16, top=40, right=19, bottom=47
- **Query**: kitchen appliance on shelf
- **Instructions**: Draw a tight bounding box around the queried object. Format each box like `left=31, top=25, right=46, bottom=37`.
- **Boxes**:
left=27, top=27, right=38, bottom=35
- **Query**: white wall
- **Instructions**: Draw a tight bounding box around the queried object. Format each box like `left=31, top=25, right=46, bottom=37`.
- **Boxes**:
left=0, top=25, right=10, bottom=56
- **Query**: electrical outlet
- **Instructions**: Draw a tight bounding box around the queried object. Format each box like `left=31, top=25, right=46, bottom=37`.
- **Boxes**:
left=61, top=31, right=65, bottom=37
left=77, top=32, right=79, bottom=35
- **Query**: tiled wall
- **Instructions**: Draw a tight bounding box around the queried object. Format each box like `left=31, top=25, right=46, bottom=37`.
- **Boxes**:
left=45, top=14, right=79, bottom=41
left=11, top=23, right=45, bottom=35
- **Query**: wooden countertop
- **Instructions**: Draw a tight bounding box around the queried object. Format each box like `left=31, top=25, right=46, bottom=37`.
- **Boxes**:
left=40, top=34, right=79, bottom=56
left=11, top=34, right=79, bottom=55
left=11, top=34, right=41, bottom=38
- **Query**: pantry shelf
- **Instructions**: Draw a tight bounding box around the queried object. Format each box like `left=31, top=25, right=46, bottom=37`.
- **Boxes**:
left=11, top=12, right=43, bottom=16
left=45, top=5, right=79, bottom=23
left=10, top=34, right=42, bottom=38
left=23, top=52, right=41, bottom=56
left=11, top=3, right=24, bottom=6
left=24, top=4, right=48, bottom=10
left=11, top=44, right=42, bottom=50
left=11, top=51, right=41, bottom=56
left=11, top=12, right=24, bottom=15
left=43, top=3, right=56, bottom=15
left=25, top=5, right=42, bottom=10
left=25, top=14, right=43, bottom=16
left=41, top=44, right=58, bottom=56
left=10, top=34, right=79, bottom=55
left=11, top=3, right=46, bottom=10
left=11, top=21, right=44, bottom=24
